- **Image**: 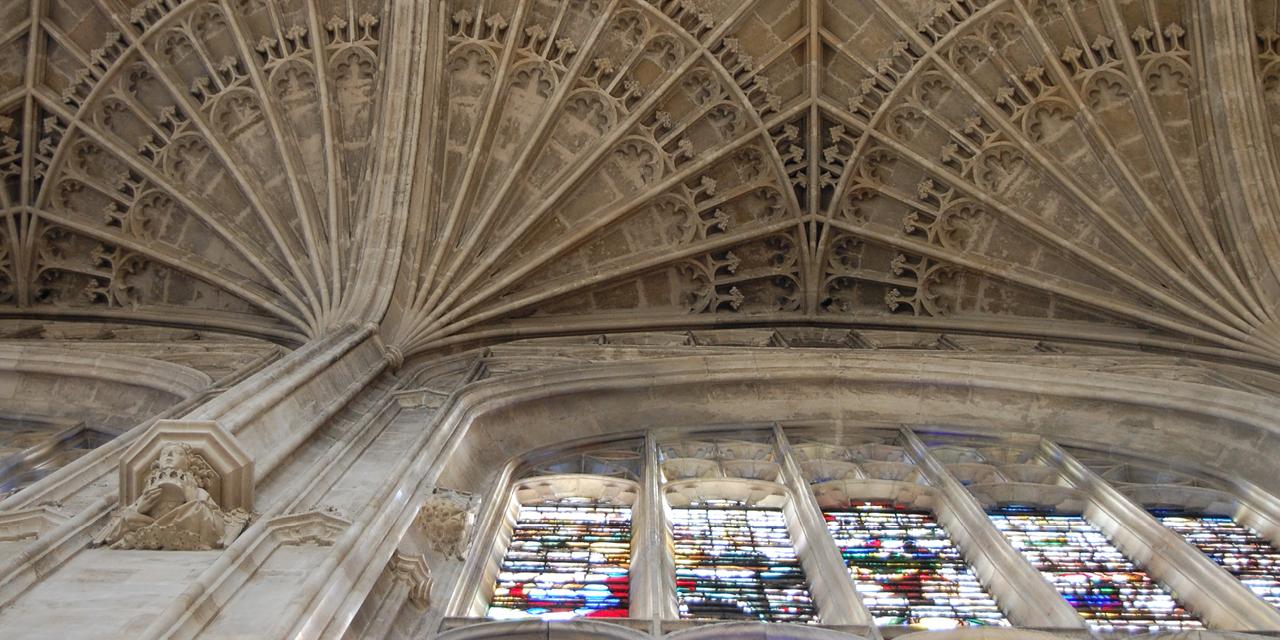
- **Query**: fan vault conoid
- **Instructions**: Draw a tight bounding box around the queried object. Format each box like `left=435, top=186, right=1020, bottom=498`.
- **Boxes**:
left=0, top=0, right=1278, bottom=363
left=1, top=0, right=1280, bottom=638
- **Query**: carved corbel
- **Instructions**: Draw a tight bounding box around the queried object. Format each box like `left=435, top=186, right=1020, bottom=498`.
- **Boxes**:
left=387, top=551, right=432, bottom=609
left=264, top=509, right=351, bottom=547
left=92, top=420, right=254, bottom=550
left=118, top=420, right=253, bottom=511
left=413, top=489, right=475, bottom=559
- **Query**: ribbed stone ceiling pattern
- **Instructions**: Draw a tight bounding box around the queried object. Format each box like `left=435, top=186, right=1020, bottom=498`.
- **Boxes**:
left=3, top=0, right=1280, bottom=366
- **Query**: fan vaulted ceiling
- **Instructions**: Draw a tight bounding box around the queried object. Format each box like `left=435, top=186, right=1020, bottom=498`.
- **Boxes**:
left=3, top=0, right=1280, bottom=366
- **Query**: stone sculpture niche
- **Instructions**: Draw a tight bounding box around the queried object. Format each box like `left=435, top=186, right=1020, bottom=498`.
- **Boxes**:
left=93, top=442, right=248, bottom=550
left=93, top=420, right=254, bottom=551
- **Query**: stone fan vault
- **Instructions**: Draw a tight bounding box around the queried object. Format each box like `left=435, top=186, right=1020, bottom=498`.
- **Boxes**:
left=0, top=0, right=1279, bottom=638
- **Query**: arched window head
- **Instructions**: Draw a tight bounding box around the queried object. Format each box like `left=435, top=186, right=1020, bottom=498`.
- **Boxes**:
left=1066, top=447, right=1280, bottom=612
left=797, top=429, right=1007, bottom=628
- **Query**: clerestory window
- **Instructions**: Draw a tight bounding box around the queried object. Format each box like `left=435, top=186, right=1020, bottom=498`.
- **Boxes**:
left=669, top=500, right=816, bottom=623
left=1153, top=510, right=1280, bottom=608
left=447, top=426, right=1280, bottom=636
left=486, top=497, right=633, bottom=620
left=824, top=502, right=1006, bottom=627
left=988, top=505, right=1201, bottom=629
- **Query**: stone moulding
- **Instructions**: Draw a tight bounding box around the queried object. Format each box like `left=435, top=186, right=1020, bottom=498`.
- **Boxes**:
left=0, top=507, right=69, bottom=543
left=388, top=550, right=433, bottom=609
left=119, top=419, right=254, bottom=511
left=265, top=510, right=353, bottom=547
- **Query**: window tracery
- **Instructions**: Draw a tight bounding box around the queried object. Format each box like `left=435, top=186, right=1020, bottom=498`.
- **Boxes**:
left=458, top=426, right=1280, bottom=635
left=659, top=433, right=817, bottom=624
left=669, top=500, right=816, bottom=623
left=988, top=506, right=1201, bottom=630
left=793, top=430, right=1008, bottom=628
left=473, top=469, right=640, bottom=622
left=1065, top=449, right=1280, bottom=614
left=1152, top=511, right=1280, bottom=609
left=918, top=436, right=1205, bottom=630
left=824, top=503, right=1005, bottom=628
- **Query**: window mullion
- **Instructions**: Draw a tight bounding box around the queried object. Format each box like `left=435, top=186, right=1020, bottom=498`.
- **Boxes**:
left=446, top=460, right=518, bottom=618
left=772, top=424, right=875, bottom=629
left=898, top=427, right=1084, bottom=628
left=630, top=431, right=675, bottom=627
left=1041, top=439, right=1280, bottom=631
left=1210, top=476, right=1280, bottom=547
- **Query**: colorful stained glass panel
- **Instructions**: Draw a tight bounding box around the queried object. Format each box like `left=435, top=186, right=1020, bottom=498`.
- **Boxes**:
left=671, top=505, right=817, bottom=623
left=487, top=502, right=631, bottom=620
left=1154, top=510, right=1280, bottom=608
left=988, top=507, right=1201, bottom=630
left=825, top=503, right=1006, bottom=627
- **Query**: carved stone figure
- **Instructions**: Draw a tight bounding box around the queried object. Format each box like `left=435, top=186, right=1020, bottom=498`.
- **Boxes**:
left=93, top=442, right=249, bottom=550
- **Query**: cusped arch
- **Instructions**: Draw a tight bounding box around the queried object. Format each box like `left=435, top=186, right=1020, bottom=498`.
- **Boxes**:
left=1080, top=68, right=1135, bottom=113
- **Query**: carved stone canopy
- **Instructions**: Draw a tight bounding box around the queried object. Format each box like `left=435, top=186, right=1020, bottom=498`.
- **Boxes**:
left=119, top=419, right=254, bottom=511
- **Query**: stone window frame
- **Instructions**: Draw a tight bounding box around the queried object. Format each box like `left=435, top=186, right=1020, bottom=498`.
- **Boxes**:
left=0, top=420, right=112, bottom=499
left=444, top=424, right=1280, bottom=636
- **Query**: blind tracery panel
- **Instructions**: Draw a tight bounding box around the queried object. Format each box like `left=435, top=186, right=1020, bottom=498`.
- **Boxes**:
left=487, top=500, right=632, bottom=620
left=825, top=502, right=1006, bottom=628
left=1153, top=510, right=1280, bottom=609
left=989, top=507, right=1201, bottom=630
left=670, top=502, right=817, bottom=624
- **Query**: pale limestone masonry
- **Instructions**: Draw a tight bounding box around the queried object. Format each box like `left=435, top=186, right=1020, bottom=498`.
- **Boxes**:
left=0, top=0, right=1278, bottom=637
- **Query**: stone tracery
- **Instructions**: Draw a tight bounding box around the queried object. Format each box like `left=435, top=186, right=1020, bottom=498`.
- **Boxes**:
left=0, top=0, right=1274, bottom=365
left=3, top=0, right=1280, bottom=637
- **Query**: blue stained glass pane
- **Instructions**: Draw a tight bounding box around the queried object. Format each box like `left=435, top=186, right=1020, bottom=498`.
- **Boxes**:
left=487, top=503, right=631, bottom=620
left=1152, top=510, right=1280, bottom=609
left=988, top=507, right=1201, bottom=630
left=671, top=505, right=817, bottom=623
left=825, top=502, right=1006, bottom=628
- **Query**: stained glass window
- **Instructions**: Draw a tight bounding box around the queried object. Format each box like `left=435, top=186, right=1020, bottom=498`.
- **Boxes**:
left=487, top=500, right=631, bottom=620
left=1153, top=510, right=1280, bottom=608
left=0, top=424, right=112, bottom=499
left=824, top=502, right=1006, bottom=628
left=988, top=506, right=1201, bottom=630
left=670, top=503, right=817, bottom=623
